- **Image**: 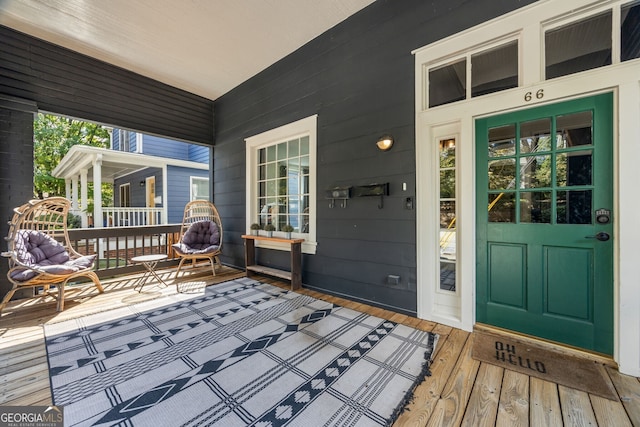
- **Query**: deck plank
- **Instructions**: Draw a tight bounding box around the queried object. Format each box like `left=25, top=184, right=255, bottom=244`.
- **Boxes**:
left=559, top=386, right=598, bottom=427
left=606, top=366, right=640, bottom=425
left=529, top=377, right=562, bottom=427
left=590, top=394, right=633, bottom=427
left=461, top=363, right=503, bottom=427
left=426, top=335, right=480, bottom=427
left=496, top=370, right=529, bottom=427
left=394, top=328, right=470, bottom=426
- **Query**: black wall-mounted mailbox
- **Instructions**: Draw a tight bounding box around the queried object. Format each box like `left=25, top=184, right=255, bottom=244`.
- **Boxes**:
left=325, top=187, right=351, bottom=199
left=353, top=183, right=389, bottom=209
left=325, top=186, right=351, bottom=208
left=352, top=183, right=389, bottom=197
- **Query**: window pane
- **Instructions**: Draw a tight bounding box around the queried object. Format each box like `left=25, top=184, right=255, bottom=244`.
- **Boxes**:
left=545, top=11, right=612, bottom=79
left=439, top=138, right=456, bottom=168
left=520, top=191, right=552, bottom=223
left=277, top=142, right=287, bottom=160
left=440, top=261, right=456, bottom=292
left=429, top=59, right=466, bottom=107
left=300, top=136, right=309, bottom=155
left=520, top=155, right=552, bottom=188
left=278, top=161, right=287, bottom=178
left=288, top=139, right=299, bottom=157
left=622, top=1, right=640, bottom=61
left=556, top=151, right=592, bottom=186
left=440, top=170, right=455, bottom=198
left=489, top=193, right=516, bottom=222
left=488, top=124, right=516, bottom=157
left=557, top=190, right=592, bottom=224
left=520, top=119, right=551, bottom=153
left=258, top=164, right=266, bottom=180
left=440, top=200, right=456, bottom=229
left=259, top=148, right=266, bottom=163
left=266, top=145, right=276, bottom=162
left=471, top=40, right=518, bottom=97
left=266, top=163, right=276, bottom=179
left=556, top=111, right=592, bottom=148
left=489, top=158, right=516, bottom=190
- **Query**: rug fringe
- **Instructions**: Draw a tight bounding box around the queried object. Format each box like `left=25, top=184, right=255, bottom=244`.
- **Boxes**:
left=385, top=333, right=438, bottom=426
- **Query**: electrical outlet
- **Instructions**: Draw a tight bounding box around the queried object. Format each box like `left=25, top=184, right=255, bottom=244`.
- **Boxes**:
left=386, top=275, right=400, bottom=285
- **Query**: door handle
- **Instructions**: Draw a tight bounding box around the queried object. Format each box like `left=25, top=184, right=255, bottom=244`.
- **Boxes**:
left=585, top=232, right=610, bottom=241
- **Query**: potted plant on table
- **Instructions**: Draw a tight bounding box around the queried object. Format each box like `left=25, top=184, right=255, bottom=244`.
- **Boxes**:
left=264, top=223, right=276, bottom=237
left=282, top=224, right=294, bottom=239
left=250, top=223, right=261, bottom=236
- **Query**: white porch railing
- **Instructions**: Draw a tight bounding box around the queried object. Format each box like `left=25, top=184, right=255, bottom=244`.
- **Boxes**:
left=102, top=207, right=163, bottom=227
left=70, top=208, right=165, bottom=227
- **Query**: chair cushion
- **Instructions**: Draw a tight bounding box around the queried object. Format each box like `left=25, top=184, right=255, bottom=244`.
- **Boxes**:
left=15, top=230, right=70, bottom=265
left=10, top=230, right=96, bottom=282
left=172, top=220, right=220, bottom=254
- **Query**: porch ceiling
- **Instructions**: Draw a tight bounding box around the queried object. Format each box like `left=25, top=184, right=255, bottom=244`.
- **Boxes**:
left=0, top=0, right=375, bottom=101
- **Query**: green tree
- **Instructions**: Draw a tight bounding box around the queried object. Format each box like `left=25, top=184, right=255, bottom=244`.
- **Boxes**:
left=33, top=113, right=113, bottom=205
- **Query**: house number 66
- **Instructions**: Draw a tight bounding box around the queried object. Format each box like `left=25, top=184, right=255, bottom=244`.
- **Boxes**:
left=524, top=89, right=544, bottom=102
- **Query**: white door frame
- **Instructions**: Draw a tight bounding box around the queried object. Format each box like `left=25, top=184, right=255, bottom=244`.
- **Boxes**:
left=413, top=0, right=640, bottom=376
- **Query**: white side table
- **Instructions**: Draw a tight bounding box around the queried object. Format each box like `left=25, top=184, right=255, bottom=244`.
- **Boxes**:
left=130, top=254, right=173, bottom=292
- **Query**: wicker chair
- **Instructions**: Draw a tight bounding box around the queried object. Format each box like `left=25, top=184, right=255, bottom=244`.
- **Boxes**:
left=1, top=197, right=103, bottom=313
left=172, top=200, right=223, bottom=277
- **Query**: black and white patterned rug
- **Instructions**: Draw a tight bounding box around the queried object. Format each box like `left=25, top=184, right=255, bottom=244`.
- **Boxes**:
left=44, top=278, right=438, bottom=426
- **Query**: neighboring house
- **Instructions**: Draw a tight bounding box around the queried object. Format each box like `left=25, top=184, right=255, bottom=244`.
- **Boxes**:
left=52, top=130, right=210, bottom=227
left=3, top=0, right=640, bottom=378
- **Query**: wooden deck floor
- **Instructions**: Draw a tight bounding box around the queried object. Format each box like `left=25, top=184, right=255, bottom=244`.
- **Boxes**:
left=1, top=265, right=639, bottom=426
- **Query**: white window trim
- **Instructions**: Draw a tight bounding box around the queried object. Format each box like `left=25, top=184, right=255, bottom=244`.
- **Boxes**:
left=245, top=115, right=318, bottom=254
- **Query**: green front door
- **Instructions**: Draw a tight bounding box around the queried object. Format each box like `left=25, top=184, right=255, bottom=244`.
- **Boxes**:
left=476, top=93, right=614, bottom=355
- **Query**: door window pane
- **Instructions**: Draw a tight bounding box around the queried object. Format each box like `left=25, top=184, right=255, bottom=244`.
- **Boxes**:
left=545, top=11, right=612, bottom=79
left=429, top=59, right=466, bottom=107
left=557, top=190, right=592, bottom=224
left=520, top=119, right=551, bottom=153
left=556, top=111, right=593, bottom=148
left=489, top=158, right=516, bottom=190
left=489, top=192, right=516, bottom=223
left=556, top=151, right=593, bottom=186
left=488, top=124, right=516, bottom=157
left=472, top=41, right=518, bottom=97
left=520, top=155, right=552, bottom=188
left=520, top=191, right=552, bottom=223
left=622, top=1, right=640, bottom=61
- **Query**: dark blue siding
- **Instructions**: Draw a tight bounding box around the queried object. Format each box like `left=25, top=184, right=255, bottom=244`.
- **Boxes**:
left=188, top=144, right=210, bottom=163
left=166, top=166, right=209, bottom=223
left=213, top=0, right=536, bottom=315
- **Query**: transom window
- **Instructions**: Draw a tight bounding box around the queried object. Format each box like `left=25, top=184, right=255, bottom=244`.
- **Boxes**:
left=427, top=39, right=519, bottom=108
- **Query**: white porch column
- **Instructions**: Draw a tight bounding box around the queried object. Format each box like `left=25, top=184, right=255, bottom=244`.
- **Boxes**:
left=71, top=176, right=79, bottom=211
left=65, top=179, right=71, bottom=200
left=80, top=168, right=89, bottom=228
left=93, top=154, right=103, bottom=228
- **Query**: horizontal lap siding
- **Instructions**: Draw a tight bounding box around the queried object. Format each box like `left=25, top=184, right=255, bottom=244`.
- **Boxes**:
left=213, top=0, right=536, bottom=314
left=0, top=25, right=214, bottom=145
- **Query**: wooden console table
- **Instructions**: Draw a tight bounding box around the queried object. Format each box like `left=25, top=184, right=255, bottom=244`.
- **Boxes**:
left=241, top=235, right=304, bottom=290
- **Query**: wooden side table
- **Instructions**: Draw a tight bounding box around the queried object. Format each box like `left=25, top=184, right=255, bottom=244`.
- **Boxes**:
left=130, top=254, right=173, bottom=292
left=241, top=235, right=304, bottom=290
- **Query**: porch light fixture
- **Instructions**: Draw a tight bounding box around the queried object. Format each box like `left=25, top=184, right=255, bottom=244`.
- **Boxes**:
left=376, top=135, right=394, bottom=151
left=140, top=181, right=145, bottom=187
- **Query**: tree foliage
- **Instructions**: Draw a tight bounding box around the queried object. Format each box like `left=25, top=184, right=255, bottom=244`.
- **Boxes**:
left=33, top=113, right=112, bottom=204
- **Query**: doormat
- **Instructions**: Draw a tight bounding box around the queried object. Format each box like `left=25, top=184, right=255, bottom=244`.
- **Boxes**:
left=44, top=278, right=438, bottom=426
left=472, top=329, right=617, bottom=400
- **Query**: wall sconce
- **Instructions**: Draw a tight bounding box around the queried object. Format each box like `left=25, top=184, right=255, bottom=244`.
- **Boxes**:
left=140, top=181, right=145, bottom=187
left=376, top=135, right=394, bottom=151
